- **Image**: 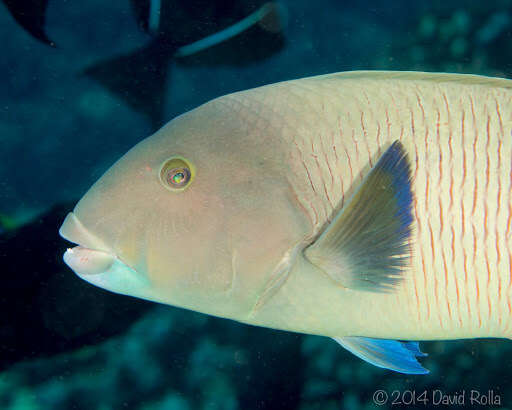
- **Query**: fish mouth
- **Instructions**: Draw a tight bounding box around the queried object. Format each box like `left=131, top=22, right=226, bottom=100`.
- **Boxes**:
left=59, top=212, right=152, bottom=297
left=59, top=212, right=116, bottom=276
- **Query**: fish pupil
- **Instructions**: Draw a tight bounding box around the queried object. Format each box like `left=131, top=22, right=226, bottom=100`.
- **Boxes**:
left=173, top=172, right=184, bottom=183
left=168, top=167, right=190, bottom=187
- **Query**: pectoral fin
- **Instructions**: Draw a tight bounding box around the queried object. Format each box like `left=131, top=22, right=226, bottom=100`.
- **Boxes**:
left=333, top=336, right=429, bottom=374
left=304, top=140, right=413, bottom=292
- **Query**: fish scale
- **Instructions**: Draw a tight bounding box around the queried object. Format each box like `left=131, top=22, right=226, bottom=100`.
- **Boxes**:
left=231, top=72, right=512, bottom=340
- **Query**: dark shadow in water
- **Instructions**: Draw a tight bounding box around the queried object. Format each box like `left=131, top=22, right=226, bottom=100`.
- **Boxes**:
left=0, top=203, right=152, bottom=370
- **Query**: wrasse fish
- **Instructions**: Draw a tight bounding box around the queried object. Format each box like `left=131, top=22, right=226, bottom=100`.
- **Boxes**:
left=60, top=71, right=512, bottom=374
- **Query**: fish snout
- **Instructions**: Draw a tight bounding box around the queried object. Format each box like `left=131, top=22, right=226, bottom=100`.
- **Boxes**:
left=59, top=212, right=115, bottom=276
left=59, top=212, right=111, bottom=253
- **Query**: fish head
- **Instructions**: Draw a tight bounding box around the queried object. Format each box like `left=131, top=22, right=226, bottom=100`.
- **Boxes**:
left=59, top=100, right=310, bottom=318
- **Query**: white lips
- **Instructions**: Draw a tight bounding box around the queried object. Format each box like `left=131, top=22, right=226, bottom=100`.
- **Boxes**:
left=63, top=246, right=115, bottom=276
left=60, top=211, right=115, bottom=276
left=59, top=212, right=153, bottom=298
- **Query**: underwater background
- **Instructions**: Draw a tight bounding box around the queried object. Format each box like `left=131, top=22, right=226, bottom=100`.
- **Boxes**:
left=2, top=0, right=512, bottom=408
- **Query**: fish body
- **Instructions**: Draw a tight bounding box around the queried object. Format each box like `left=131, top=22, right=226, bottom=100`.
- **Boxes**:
left=60, top=71, right=512, bottom=373
left=231, top=71, right=512, bottom=341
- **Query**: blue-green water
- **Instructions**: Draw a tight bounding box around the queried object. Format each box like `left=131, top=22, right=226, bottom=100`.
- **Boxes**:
left=2, top=0, right=512, bottom=409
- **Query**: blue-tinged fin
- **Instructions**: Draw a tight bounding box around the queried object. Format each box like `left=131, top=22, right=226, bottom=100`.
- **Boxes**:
left=304, top=140, right=413, bottom=292
left=333, top=336, right=429, bottom=374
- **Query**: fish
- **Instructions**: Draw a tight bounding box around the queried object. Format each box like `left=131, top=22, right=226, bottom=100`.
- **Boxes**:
left=85, top=0, right=285, bottom=127
left=2, top=0, right=284, bottom=127
left=2, top=0, right=55, bottom=46
left=60, top=71, right=512, bottom=375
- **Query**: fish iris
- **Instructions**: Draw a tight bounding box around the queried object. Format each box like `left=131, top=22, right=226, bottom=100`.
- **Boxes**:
left=159, top=156, right=194, bottom=191
left=168, top=168, right=190, bottom=188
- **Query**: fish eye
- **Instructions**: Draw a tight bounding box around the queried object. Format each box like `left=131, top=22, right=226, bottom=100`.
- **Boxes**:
left=159, top=157, right=195, bottom=191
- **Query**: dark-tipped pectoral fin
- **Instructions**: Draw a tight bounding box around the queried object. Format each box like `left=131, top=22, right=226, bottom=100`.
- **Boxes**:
left=304, top=140, right=414, bottom=292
